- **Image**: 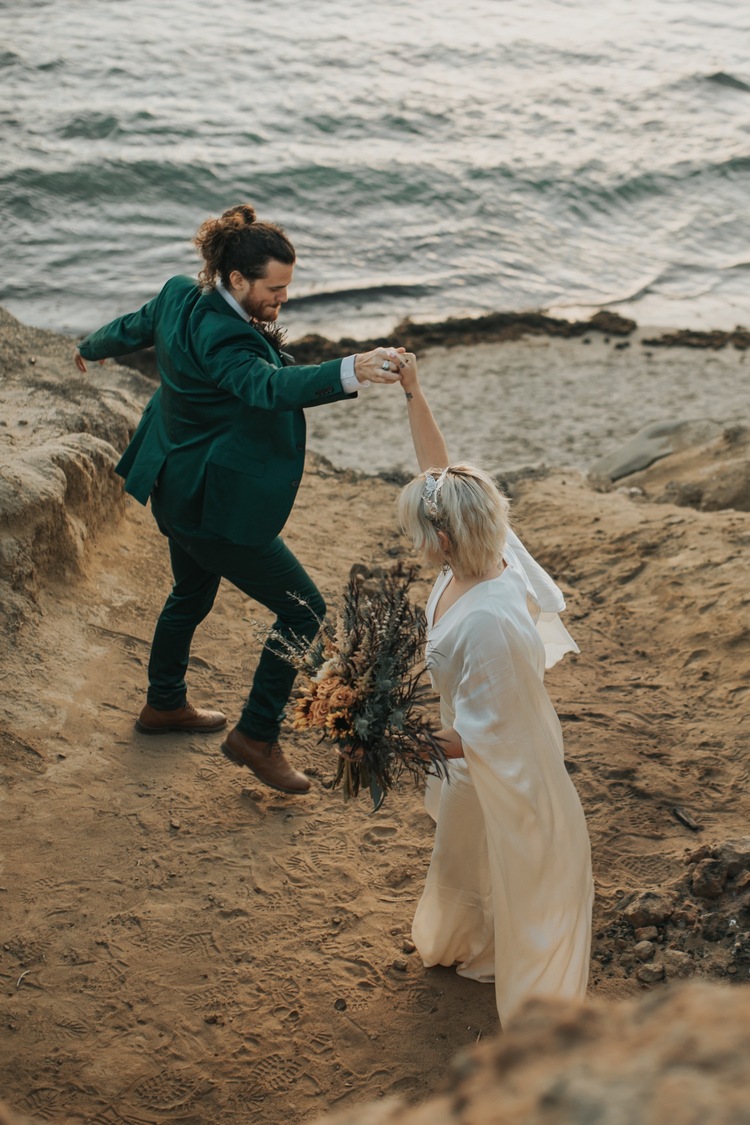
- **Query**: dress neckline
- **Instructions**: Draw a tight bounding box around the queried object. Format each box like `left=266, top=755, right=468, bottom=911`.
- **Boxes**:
left=430, top=559, right=509, bottom=629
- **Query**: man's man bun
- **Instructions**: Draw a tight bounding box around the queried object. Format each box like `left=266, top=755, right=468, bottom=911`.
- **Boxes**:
left=193, top=203, right=294, bottom=290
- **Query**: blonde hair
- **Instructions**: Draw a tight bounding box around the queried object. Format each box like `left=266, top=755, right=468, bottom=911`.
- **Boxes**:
left=398, top=462, right=510, bottom=578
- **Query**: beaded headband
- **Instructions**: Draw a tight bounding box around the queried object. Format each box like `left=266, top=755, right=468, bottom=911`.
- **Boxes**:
left=422, top=466, right=450, bottom=519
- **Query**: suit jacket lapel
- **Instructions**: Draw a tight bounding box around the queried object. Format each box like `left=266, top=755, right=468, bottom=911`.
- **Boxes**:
left=201, top=288, right=282, bottom=365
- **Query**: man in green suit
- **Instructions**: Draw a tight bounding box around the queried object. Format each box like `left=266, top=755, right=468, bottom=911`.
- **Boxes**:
left=74, top=202, right=404, bottom=794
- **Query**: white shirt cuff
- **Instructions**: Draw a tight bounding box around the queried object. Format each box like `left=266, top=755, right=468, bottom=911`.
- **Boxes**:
left=340, top=354, right=368, bottom=393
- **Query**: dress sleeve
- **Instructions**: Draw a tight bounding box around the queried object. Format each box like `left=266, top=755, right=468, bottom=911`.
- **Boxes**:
left=449, top=608, right=521, bottom=765
left=504, top=531, right=580, bottom=669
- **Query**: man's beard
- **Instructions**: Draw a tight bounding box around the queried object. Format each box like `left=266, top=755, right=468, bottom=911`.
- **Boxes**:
left=238, top=292, right=289, bottom=354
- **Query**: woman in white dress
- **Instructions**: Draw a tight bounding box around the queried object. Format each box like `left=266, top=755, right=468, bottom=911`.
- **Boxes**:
left=396, top=353, right=593, bottom=1028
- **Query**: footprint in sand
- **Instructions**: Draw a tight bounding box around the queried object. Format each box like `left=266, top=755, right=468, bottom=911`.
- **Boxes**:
left=130, top=1069, right=208, bottom=1111
left=186, top=983, right=242, bottom=1012
left=21, top=875, right=64, bottom=904
left=618, top=853, right=684, bottom=885
left=145, top=929, right=218, bottom=956
left=242, top=1052, right=304, bottom=1097
left=52, top=1015, right=91, bottom=1041
left=361, top=824, right=398, bottom=846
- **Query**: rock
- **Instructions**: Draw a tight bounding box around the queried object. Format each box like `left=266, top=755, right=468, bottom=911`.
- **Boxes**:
left=587, top=311, right=637, bottom=336
left=641, top=327, right=750, bottom=350
left=621, top=890, right=677, bottom=928
left=689, top=838, right=750, bottom=879
left=663, top=950, right=695, bottom=979
left=636, top=962, right=666, bottom=984
left=701, top=913, right=730, bottom=942
left=732, top=935, right=750, bottom=965
left=391, top=959, right=408, bottom=973
left=610, top=426, right=750, bottom=512
left=691, top=859, right=727, bottom=899
left=634, top=926, right=659, bottom=942
left=688, top=839, right=750, bottom=902
left=312, top=983, right=750, bottom=1125
left=671, top=907, right=699, bottom=932
left=402, top=939, right=417, bottom=954
left=588, top=419, right=724, bottom=483
left=634, top=941, right=656, bottom=962
left=0, top=306, right=153, bottom=631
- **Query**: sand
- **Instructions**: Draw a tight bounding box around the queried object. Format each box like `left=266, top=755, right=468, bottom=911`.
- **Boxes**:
left=0, top=306, right=748, bottom=1124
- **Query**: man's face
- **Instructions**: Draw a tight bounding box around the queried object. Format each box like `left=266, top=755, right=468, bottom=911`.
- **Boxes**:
left=235, top=260, right=294, bottom=323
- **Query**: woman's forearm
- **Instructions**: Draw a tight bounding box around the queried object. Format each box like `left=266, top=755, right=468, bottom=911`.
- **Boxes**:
left=436, top=726, right=464, bottom=758
left=404, top=382, right=449, bottom=472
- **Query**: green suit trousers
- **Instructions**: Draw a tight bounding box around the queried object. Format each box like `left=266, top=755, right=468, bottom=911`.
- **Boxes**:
left=149, top=495, right=324, bottom=742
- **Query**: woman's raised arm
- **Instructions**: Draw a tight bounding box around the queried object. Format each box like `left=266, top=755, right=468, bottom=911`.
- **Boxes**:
left=399, top=353, right=450, bottom=472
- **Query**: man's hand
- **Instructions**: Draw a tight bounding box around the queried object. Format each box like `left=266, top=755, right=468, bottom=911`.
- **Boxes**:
left=74, top=349, right=105, bottom=373
left=354, top=346, right=407, bottom=385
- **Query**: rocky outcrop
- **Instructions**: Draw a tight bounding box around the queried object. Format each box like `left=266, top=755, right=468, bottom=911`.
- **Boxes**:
left=313, top=982, right=750, bottom=1125
left=0, top=306, right=152, bottom=628
left=591, top=422, right=750, bottom=512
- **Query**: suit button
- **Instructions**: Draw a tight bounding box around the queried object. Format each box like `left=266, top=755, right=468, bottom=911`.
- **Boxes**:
left=296, top=443, right=304, bottom=450
left=291, top=480, right=299, bottom=488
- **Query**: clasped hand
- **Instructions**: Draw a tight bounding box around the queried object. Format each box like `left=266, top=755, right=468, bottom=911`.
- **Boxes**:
left=354, top=346, right=409, bottom=384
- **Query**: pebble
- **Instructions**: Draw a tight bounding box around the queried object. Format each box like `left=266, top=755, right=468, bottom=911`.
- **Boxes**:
left=334, top=998, right=347, bottom=1011
left=691, top=858, right=726, bottom=900
left=662, top=950, right=694, bottom=978
left=636, top=963, right=665, bottom=984
left=402, top=939, right=416, bottom=954
left=634, top=940, right=656, bottom=962
left=622, top=890, right=676, bottom=928
left=635, top=926, right=659, bottom=942
left=392, top=959, right=408, bottom=973
left=241, top=788, right=264, bottom=801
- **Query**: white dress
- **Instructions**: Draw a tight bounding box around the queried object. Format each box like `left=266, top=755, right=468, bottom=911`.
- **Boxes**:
left=412, top=529, right=593, bottom=1027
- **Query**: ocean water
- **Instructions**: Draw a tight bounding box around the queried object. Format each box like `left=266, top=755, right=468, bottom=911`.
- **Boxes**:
left=1, top=0, right=749, bottom=342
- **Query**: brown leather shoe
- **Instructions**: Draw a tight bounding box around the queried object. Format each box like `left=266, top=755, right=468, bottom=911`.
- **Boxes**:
left=221, top=728, right=311, bottom=794
left=135, top=701, right=227, bottom=735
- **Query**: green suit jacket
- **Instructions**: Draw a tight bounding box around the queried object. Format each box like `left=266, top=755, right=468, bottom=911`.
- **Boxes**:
left=79, top=275, right=354, bottom=545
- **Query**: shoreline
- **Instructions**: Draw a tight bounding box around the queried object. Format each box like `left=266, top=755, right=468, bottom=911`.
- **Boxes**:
left=92, top=306, right=750, bottom=384
left=3, top=300, right=748, bottom=482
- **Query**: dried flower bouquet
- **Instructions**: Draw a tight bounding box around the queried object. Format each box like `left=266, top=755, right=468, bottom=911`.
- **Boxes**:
left=275, top=564, right=448, bottom=811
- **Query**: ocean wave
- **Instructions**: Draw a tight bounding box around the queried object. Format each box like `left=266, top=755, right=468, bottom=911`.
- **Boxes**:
left=57, top=113, right=123, bottom=141
left=1, top=158, right=224, bottom=211
left=705, top=71, right=750, bottom=93
left=290, top=281, right=436, bottom=308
